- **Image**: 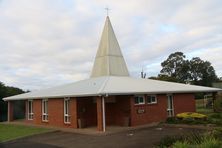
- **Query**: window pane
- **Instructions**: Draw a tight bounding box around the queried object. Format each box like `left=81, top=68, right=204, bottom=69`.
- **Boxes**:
left=66, top=100, right=69, bottom=114
left=28, top=101, right=31, bottom=113
left=134, top=96, right=144, bottom=104
left=139, top=97, right=143, bottom=103
left=152, top=96, right=156, bottom=103
left=42, top=100, right=48, bottom=121
left=134, top=97, right=139, bottom=104
left=43, top=101, right=46, bottom=114
left=46, top=101, right=48, bottom=114
left=147, top=96, right=151, bottom=103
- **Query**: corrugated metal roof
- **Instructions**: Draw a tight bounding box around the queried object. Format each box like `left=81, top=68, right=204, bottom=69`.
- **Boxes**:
left=3, top=76, right=221, bottom=101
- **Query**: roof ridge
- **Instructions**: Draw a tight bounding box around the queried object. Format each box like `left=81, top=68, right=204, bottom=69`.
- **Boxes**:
left=97, top=76, right=110, bottom=95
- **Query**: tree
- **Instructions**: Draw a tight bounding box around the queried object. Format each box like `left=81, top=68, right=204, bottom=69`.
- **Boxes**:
left=154, top=51, right=218, bottom=86
left=0, top=81, right=25, bottom=121
left=160, top=52, right=190, bottom=83
left=149, top=74, right=178, bottom=82
left=190, top=57, right=218, bottom=86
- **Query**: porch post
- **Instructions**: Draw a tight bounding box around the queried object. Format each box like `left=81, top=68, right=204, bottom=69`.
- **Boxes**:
left=7, top=101, right=13, bottom=122
left=102, top=96, right=106, bottom=132
left=25, top=100, right=28, bottom=120
left=212, top=92, right=217, bottom=112
left=96, top=96, right=106, bottom=132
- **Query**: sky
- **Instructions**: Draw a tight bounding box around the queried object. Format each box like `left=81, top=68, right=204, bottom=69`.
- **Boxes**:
left=0, top=0, right=222, bottom=91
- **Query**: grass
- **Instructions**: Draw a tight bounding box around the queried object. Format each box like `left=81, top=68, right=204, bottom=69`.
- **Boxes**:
left=195, top=99, right=214, bottom=114
left=0, top=124, right=52, bottom=142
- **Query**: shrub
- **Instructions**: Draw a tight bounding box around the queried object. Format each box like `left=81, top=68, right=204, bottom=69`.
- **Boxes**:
left=156, top=132, right=203, bottom=147
left=176, top=112, right=207, bottom=120
left=211, top=128, right=222, bottom=140
left=208, top=113, right=222, bottom=126
left=199, top=137, right=222, bottom=148
left=166, top=117, right=179, bottom=124
left=156, top=127, right=222, bottom=147
left=156, top=135, right=183, bottom=148
left=172, top=141, right=190, bottom=148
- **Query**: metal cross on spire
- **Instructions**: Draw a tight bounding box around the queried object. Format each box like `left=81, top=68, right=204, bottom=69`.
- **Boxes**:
left=105, top=7, right=110, bottom=16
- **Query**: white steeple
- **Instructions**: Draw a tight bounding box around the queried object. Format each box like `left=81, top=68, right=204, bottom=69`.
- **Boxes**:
left=90, top=16, right=129, bottom=77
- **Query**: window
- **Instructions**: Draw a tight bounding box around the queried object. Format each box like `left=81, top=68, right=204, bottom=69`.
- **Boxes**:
left=42, top=99, right=48, bottom=121
left=134, top=95, right=145, bottom=105
left=147, top=95, right=157, bottom=104
left=28, top=100, right=33, bottom=120
left=167, top=94, right=174, bottom=117
left=64, top=98, right=70, bottom=124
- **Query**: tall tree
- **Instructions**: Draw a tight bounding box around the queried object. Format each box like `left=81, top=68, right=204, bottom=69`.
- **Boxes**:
left=160, top=52, right=190, bottom=83
left=155, top=51, right=218, bottom=86
left=190, top=57, right=218, bottom=86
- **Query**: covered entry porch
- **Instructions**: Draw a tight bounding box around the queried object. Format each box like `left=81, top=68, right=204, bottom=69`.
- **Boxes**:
left=77, top=95, right=131, bottom=131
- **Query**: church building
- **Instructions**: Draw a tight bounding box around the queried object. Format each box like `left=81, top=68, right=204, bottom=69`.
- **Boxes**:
left=3, top=16, right=220, bottom=132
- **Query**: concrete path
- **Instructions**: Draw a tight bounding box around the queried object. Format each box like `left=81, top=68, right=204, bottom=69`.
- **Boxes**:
left=1, top=126, right=203, bottom=148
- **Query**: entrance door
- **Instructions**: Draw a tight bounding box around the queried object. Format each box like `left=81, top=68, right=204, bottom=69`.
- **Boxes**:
left=167, top=94, right=174, bottom=117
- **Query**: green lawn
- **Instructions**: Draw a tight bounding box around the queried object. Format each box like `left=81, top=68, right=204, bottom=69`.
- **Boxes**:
left=0, top=124, right=52, bottom=142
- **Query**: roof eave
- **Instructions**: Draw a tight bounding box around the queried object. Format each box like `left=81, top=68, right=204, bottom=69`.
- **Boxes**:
left=3, top=89, right=221, bottom=101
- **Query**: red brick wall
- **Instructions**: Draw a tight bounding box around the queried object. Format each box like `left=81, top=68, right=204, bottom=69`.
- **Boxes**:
left=23, top=93, right=196, bottom=129
left=96, top=97, right=103, bottom=131
left=105, top=95, right=131, bottom=126
left=26, top=98, right=78, bottom=128
left=173, top=93, right=196, bottom=115
left=8, top=101, right=14, bottom=122
left=130, top=95, right=168, bottom=126
left=130, top=93, right=196, bottom=126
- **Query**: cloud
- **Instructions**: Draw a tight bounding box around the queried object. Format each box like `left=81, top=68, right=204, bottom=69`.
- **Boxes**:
left=0, top=0, right=221, bottom=90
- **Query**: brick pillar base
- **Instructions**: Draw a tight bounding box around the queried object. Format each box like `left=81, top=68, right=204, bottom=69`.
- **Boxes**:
left=96, top=97, right=103, bottom=131
left=8, top=101, right=13, bottom=122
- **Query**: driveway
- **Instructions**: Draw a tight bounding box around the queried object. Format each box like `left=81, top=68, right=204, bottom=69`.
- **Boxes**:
left=1, top=125, right=203, bottom=148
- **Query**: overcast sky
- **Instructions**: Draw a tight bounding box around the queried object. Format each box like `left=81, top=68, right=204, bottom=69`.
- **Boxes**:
left=0, top=0, right=222, bottom=90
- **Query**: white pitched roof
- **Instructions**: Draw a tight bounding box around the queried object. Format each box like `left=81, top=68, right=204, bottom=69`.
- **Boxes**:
left=90, top=16, right=129, bottom=77
left=3, top=76, right=221, bottom=101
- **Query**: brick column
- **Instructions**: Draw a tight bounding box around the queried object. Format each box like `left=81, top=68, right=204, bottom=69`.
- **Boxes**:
left=25, top=100, right=28, bottom=120
left=96, top=96, right=104, bottom=131
left=129, top=96, right=135, bottom=126
left=72, top=98, right=78, bottom=128
left=7, top=101, right=13, bottom=122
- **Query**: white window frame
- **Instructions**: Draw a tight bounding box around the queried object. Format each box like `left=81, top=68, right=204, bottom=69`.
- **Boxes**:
left=147, top=95, right=157, bottom=104
left=64, top=97, right=70, bottom=124
left=27, top=100, right=33, bottom=120
left=134, top=95, right=145, bottom=105
left=42, top=99, right=48, bottom=122
left=167, top=94, right=174, bottom=117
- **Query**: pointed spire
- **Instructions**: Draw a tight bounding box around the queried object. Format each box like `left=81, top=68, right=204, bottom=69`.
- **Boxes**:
left=90, top=17, right=129, bottom=77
